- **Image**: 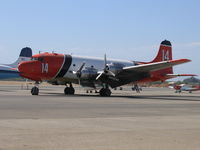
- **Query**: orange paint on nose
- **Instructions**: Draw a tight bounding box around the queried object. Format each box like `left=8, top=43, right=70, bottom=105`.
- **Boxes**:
left=18, top=53, right=65, bottom=81
left=18, top=61, right=42, bottom=81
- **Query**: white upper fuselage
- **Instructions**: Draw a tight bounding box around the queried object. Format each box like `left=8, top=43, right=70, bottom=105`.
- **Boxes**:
left=64, top=55, right=135, bottom=79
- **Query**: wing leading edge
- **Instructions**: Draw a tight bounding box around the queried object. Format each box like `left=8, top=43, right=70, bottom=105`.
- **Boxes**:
left=98, top=59, right=191, bottom=88
left=122, top=59, right=190, bottom=73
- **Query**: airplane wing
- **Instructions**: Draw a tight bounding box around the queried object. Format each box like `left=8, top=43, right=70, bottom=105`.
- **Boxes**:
left=97, top=59, right=191, bottom=88
left=165, top=74, right=197, bottom=78
left=121, top=59, right=190, bottom=73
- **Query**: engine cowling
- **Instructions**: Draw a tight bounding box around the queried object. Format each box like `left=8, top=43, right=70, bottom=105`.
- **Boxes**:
left=106, top=63, right=125, bottom=74
left=80, top=67, right=98, bottom=79
left=76, top=67, right=98, bottom=87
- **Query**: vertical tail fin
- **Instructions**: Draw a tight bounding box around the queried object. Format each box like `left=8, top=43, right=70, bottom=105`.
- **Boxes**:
left=9, top=47, right=32, bottom=67
left=19, top=47, right=32, bottom=58
left=151, top=40, right=172, bottom=62
left=151, top=40, right=173, bottom=74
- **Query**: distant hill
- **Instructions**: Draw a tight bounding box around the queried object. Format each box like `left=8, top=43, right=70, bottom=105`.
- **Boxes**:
left=182, top=77, right=200, bottom=85
left=145, top=77, right=200, bottom=87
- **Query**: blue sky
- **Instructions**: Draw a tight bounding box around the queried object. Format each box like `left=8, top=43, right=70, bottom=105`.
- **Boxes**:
left=0, top=0, right=199, bottom=80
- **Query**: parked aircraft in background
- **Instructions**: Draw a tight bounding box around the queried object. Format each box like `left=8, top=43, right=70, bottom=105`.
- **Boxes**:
left=18, top=40, right=193, bottom=96
left=0, top=47, right=32, bottom=79
left=174, top=84, right=200, bottom=93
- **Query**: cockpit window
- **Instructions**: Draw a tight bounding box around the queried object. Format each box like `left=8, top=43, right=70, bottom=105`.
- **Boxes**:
left=31, top=57, right=44, bottom=62
left=31, top=57, right=38, bottom=61
left=38, top=57, right=44, bottom=62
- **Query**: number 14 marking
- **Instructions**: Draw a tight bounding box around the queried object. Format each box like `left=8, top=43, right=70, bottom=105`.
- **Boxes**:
left=42, top=63, right=48, bottom=73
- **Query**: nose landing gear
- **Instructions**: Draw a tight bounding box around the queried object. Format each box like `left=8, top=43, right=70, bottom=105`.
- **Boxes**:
left=31, top=86, right=39, bottom=95
left=31, top=81, right=40, bottom=95
left=64, top=83, right=75, bottom=95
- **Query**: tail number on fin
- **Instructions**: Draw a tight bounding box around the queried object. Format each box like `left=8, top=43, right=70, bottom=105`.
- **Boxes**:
left=162, top=50, right=169, bottom=61
left=42, top=63, right=48, bottom=73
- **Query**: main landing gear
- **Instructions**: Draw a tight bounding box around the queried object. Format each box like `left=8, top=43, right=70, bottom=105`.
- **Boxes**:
left=64, top=83, right=75, bottom=95
left=99, top=84, right=111, bottom=97
left=31, top=81, right=39, bottom=95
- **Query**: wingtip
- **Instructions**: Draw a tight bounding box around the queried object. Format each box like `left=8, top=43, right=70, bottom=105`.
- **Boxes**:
left=171, top=59, right=191, bottom=64
left=179, top=59, right=191, bottom=62
left=178, top=74, right=198, bottom=77
left=185, top=59, right=191, bottom=62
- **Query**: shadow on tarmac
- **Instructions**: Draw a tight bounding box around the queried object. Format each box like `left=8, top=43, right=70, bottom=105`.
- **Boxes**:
left=38, top=91, right=200, bottom=102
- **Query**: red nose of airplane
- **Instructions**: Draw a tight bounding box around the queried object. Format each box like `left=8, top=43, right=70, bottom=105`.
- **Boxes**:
left=18, top=61, right=42, bottom=81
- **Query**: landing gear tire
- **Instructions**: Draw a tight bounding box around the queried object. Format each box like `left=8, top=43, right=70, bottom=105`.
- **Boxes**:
left=99, top=88, right=111, bottom=97
left=31, top=87, right=39, bottom=95
left=64, top=87, right=75, bottom=95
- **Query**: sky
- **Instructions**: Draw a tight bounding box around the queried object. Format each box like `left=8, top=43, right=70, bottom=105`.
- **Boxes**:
left=0, top=0, right=199, bottom=80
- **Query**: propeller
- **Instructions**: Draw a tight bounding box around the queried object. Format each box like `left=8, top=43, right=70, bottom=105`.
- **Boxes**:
left=73, top=62, right=85, bottom=85
left=76, top=62, right=85, bottom=78
left=104, top=54, right=107, bottom=71
left=96, top=54, right=115, bottom=80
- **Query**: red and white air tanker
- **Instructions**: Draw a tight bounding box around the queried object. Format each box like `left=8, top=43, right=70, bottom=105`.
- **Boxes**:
left=18, top=40, right=194, bottom=96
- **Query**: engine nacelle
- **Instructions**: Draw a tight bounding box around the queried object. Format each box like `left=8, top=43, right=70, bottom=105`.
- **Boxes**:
left=80, top=67, right=98, bottom=80
left=78, top=67, right=98, bottom=87
left=106, top=63, right=125, bottom=74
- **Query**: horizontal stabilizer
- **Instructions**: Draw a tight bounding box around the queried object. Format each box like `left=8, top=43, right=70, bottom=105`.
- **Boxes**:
left=166, top=74, right=197, bottom=78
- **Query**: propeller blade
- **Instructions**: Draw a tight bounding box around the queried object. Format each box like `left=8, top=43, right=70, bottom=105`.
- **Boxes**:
left=96, top=54, right=115, bottom=81
left=78, top=62, right=85, bottom=72
left=104, top=54, right=108, bottom=70
left=96, top=72, right=103, bottom=80
left=76, top=62, right=86, bottom=78
left=107, top=70, right=115, bottom=77
left=76, top=62, right=86, bottom=85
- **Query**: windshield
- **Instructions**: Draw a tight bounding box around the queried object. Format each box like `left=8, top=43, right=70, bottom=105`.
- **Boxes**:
left=31, top=57, right=44, bottom=62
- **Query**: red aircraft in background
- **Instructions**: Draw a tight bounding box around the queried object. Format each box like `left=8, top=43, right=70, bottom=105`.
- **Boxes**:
left=174, top=84, right=200, bottom=93
left=18, top=40, right=194, bottom=96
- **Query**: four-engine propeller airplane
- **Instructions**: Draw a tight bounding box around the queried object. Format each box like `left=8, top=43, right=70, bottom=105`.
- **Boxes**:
left=18, top=40, right=194, bottom=96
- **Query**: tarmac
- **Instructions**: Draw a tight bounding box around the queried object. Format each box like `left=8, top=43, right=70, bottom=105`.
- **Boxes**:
left=0, top=83, right=200, bottom=150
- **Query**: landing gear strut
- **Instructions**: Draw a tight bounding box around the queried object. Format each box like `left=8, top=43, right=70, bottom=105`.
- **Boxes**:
left=64, top=83, right=75, bottom=95
left=31, top=81, right=39, bottom=95
left=132, top=84, right=141, bottom=93
left=99, top=84, right=111, bottom=97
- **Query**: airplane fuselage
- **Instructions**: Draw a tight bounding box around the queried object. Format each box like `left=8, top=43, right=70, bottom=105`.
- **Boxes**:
left=20, top=53, right=136, bottom=88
